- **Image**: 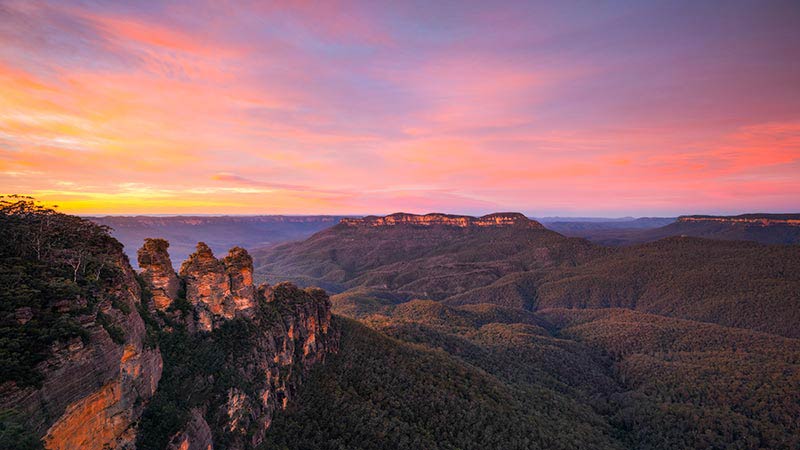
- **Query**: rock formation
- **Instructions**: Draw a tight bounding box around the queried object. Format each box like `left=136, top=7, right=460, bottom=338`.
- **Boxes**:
left=167, top=242, right=259, bottom=331
left=678, top=214, right=800, bottom=226
left=134, top=241, right=338, bottom=449
left=138, top=238, right=181, bottom=310
left=223, top=246, right=257, bottom=316
left=340, top=212, right=545, bottom=229
left=2, top=233, right=336, bottom=450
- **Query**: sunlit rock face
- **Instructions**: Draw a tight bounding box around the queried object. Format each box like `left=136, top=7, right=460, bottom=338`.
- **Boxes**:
left=148, top=281, right=337, bottom=450
left=175, top=243, right=259, bottom=330
left=180, top=242, right=234, bottom=330
left=340, top=212, right=545, bottom=229
left=2, top=230, right=335, bottom=450
left=223, top=246, right=256, bottom=316
left=200, top=282, right=337, bottom=449
left=134, top=241, right=337, bottom=448
left=678, top=215, right=800, bottom=226
left=137, top=238, right=180, bottom=310
left=0, top=251, right=163, bottom=450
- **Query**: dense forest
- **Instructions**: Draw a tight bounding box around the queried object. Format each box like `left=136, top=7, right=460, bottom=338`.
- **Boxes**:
left=263, top=302, right=800, bottom=449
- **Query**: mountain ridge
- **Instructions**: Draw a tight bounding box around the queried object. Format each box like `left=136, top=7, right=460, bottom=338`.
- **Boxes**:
left=340, top=212, right=544, bottom=229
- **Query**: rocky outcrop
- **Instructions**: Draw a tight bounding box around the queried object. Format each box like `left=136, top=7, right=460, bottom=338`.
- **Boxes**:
left=138, top=238, right=181, bottom=310
left=179, top=242, right=231, bottom=331
left=341, top=212, right=544, bottom=229
left=174, top=243, right=258, bottom=331
left=0, top=250, right=163, bottom=450
left=1, top=204, right=336, bottom=450
left=196, top=282, right=336, bottom=449
left=135, top=242, right=338, bottom=449
left=223, top=247, right=257, bottom=316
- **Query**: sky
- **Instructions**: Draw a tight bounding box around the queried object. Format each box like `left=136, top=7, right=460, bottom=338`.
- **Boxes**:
left=1, top=0, right=799, bottom=216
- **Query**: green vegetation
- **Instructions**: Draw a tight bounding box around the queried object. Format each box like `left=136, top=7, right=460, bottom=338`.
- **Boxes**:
left=0, top=410, right=43, bottom=450
left=96, top=311, right=126, bottom=344
left=0, top=195, right=130, bottom=387
left=534, top=237, right=800, bottom=337
left=136, top=318, right=260, bottom=449
left=137, top=284, right=324, bottom=450
left=264, top=299, right=800, bottom=449
left=543, top=308, right=800, bottom=449
left=255, top=217, right=800, bottom=338
left=262, top=317, right=626, bottom=450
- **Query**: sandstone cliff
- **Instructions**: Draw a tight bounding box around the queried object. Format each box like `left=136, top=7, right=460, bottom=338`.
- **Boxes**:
left=678, top=214, right=800, bottom=226
left=0, top=235, right=163, bottom=450
left=0, top=200, right=336, bottom=450
left=340, top=212, right=544, bottom=229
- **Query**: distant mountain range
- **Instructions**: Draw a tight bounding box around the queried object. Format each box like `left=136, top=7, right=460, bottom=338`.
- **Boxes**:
left=555, top=213, right=800, bottom=245
left=252, top=211, right=800, bottom=448
left=87, top=215, right=349, bottom=267
left=88, top=213, right=800, bottom=269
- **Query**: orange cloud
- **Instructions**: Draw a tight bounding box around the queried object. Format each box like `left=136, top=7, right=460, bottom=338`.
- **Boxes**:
left=2, top=1, right=798, bottom=215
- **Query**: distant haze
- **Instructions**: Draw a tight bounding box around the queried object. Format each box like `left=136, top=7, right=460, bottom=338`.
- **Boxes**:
left=88, top=215, right=349, bottom=268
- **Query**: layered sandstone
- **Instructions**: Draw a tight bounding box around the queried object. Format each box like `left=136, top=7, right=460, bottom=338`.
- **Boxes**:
left=678, top=215, right=800, bottom=227
left=210, top=282, right=336, bottom=448
left=341, top=212, right=544, bottom=229
left=2, top=213, right=335, bottom=450
left=0, top=251, right=163, bottom=450
left=135, top=241, right=337, bottom=449
left=166, top=409, right=214, bottom=450
left=179, top=242, right=231, bottom=330
left=223, top=246, right=257, bottom=316
left=172, top=243, right=258, bottom=331
left=138, top=238, right=181, bottom=310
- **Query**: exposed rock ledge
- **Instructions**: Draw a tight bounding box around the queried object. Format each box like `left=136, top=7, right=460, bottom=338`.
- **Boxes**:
left=340, top=212, right=544, bottom=229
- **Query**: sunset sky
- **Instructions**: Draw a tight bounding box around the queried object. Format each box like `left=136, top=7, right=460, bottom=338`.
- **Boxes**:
left=1, top=0, right=799, bottom=216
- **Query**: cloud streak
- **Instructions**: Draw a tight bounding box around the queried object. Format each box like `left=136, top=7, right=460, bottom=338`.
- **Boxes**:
left=1, top=0, right=799, bottom=215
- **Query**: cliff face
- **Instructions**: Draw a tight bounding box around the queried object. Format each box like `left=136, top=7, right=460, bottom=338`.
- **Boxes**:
left=340, top=212, right=544, bottom=229
left=0, top=249, right=163, bottom=450
left=678, top=215, right=800, bottom=226
left=162, top=284, right=335, bottom=450
left=1, top=237, right=334, bottom=450
left=173, top=242, right=258, bottom=331
left=138, top=238, right=181, bottom=310
left=223, top=247, right=256, bottom=316
left=136, top=242, right=338, bottom=450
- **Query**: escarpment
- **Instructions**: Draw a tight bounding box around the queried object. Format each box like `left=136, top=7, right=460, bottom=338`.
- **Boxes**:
left=0, top=199, right=337, bottom=450
left=340, top=212, right=545, bottom=229
left=677, top=214, right=800, bottom=227
left=0, top=207, right=163, bottom=450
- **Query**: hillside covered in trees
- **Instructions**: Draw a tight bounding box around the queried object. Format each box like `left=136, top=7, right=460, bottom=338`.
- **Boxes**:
left=263, top=302, right=800, bottom=449
left=255, top=213, right=800, bottom=337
